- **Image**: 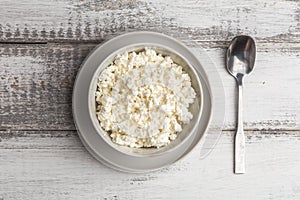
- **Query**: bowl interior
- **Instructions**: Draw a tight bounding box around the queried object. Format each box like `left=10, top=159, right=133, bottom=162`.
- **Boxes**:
left=88, top=43, right=203, bottom=157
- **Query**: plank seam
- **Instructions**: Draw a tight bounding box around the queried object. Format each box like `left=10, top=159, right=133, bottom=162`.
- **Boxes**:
left=0, top=40, right=299, bottom=45
left=0, top=41, right=48, bottom=45
left=0, top=129, right=300, bottom=132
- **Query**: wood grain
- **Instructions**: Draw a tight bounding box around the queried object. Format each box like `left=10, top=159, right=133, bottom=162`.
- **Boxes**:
left=0, top=131, right=299, bottom=200
left=0, top=0, right=299, bottom=43
left=0, top=43, right=94, bottom=130
left=1, top=44, right=299, bottom=131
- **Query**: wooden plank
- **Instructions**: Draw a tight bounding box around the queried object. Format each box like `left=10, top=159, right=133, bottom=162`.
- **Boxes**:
left=0, top=0, right=299, bottom=43
left=0, top=130, right=299, bottom=199
left=1, top=43, right=300, bottom=130
left=202, top=44, right=300, bottom=131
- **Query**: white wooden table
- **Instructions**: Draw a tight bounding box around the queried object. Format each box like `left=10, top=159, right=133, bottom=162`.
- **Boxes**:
left=0, top=1, right=300, bottom=199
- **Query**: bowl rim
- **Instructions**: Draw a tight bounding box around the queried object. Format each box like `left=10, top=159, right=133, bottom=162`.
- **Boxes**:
left=87, top=42, right=204, bottom=157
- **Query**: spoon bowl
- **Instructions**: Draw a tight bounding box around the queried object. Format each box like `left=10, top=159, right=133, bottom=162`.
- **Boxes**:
left=226, top=36, right=256, bottom=80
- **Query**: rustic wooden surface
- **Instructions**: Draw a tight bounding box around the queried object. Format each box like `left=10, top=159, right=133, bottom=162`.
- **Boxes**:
left=0, top=0, right=299, bottom=199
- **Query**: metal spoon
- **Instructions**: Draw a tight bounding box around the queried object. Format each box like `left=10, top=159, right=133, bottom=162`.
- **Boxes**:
left=226, top=35, right=256, bottom=174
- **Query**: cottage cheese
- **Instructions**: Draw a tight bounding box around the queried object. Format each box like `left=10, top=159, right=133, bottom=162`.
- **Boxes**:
left=96, top=48, right=196, bottom=148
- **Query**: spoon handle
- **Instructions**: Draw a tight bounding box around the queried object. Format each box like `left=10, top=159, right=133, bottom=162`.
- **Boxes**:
left=235, top=83, right=245, bottom=174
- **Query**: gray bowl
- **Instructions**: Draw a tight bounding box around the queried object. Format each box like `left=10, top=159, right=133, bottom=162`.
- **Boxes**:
left=88, top=43, right=203, bottom=157
left=72, top=31, right=217, bottom=172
